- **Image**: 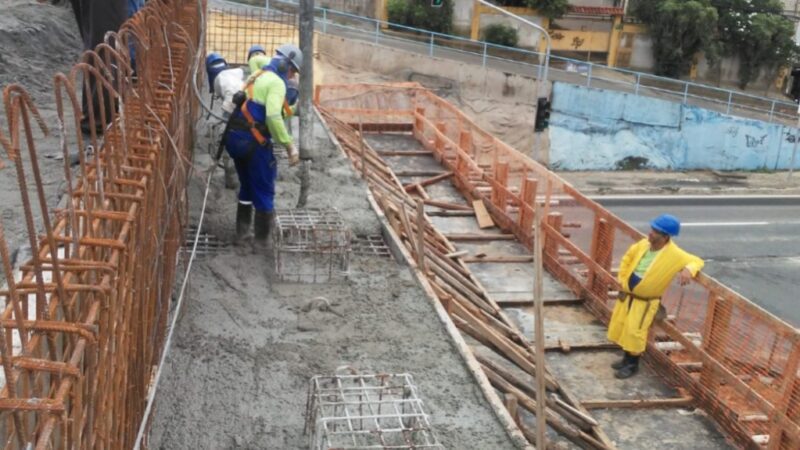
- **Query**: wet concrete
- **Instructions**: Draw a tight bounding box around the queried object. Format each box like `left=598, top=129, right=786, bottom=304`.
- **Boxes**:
left=148, top=111, right=518, bottom=449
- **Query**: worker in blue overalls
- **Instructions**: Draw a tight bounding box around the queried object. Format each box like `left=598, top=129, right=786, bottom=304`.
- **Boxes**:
left=222, top=44, right=302, bottom=248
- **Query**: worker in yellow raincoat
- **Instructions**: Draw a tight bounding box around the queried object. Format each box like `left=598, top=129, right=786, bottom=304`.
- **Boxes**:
left=607, top=214, right=704, bottom=379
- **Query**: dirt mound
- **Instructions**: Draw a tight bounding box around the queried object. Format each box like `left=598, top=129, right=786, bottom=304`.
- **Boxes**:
left=0, top=1, right=81, bottom=276
left=0, top=1, right=80, bottom=99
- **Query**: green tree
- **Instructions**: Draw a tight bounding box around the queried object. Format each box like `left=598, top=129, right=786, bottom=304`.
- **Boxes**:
left=525, top=0, right=568, bottom=19
left=494, top=0, right=568, bottom=19
left=483, top=24, right=519, bottom=47
left=387, top=0, right=454, bottom=34
left=630, top=0, right=719, bottom=77
left=712, top=0, right=797, bottom=88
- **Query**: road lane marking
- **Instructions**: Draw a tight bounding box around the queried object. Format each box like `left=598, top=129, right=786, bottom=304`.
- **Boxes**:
left=682, top=221, right=770, bottom=227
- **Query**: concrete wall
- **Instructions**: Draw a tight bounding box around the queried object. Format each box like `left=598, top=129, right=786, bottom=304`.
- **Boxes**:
left=695, top=53, right=778, bottom=92
left=453, top=0, right=474, bottom=33
left=627, top=33, right=654, bottom=71
left=549, top=82, right=798, bottom=170
left=479, top=13, right=546, bottom=47
left=318, top=0, right=378, bottom=18
left=318, top=32, right=547, bottom=100
left=622, top=34, right=777, bottom=91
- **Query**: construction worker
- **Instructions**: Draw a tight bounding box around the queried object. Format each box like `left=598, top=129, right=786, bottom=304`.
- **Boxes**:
left=206, top=52, right=245, bottom=189
left=607, top=214, right=704, bottom=379
left=223, top=43, right=302, bottom=247
left=69, top=0, right=129, bottom=135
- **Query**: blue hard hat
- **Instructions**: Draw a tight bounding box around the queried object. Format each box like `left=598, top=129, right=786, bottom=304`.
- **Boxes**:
left=650, top=214, right=680, bottom=237
left=206, top=52, right=225, bottom=67
left=205, top=52, right=228, bottom=93
left=247, top=44, right=266, bottom=61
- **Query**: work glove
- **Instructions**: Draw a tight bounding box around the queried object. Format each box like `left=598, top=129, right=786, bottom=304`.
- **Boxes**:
left=286, top=142, right=300, bottom=167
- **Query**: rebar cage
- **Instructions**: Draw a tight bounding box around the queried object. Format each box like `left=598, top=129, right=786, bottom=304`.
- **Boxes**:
left=304, top=373, right=443, bottom=450
left=273, top=208, right=351, bottom=283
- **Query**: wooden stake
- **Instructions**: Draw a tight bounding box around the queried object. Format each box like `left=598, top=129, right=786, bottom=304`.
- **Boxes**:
left=358, top=117, right=367, bottom=179
left=533, top=200, right=547, bottom=450
left=492, top=162, right=509, bottom=213
left=505, top=393, right=520, bottom=426
left=415, top=198, right=426, bottom=270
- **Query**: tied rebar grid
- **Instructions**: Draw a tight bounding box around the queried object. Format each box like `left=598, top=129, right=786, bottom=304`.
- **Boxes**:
left=352, top=235, right=391, bottom=258
left=0, top=0, right=201, bottom=448
left=304, top=374, right=443, bottom=450
left=182, top=224, right=227, bottom=257
left=274, top=208, right=351, bottom=283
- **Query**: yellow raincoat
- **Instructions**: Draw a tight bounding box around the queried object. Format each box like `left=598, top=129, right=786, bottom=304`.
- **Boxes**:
left=607, top=239, right=704, bottom=354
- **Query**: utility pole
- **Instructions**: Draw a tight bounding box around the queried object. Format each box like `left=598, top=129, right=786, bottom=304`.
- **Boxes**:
left=475, top=0, right=552, bottom=165
left=297, top=0, right=314, bottom=207
left=790, top=101, right=799, bottom=180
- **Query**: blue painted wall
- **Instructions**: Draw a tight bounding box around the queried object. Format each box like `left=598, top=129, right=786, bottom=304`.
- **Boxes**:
left=550, top=82, right=799, bottom=171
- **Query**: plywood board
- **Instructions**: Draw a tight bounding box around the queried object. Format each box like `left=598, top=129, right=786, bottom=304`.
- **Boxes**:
left=473, top=199, right=495, bottom=229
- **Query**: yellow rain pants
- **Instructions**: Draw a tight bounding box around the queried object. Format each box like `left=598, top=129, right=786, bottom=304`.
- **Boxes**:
left=607, top=239, right=704, bottom=354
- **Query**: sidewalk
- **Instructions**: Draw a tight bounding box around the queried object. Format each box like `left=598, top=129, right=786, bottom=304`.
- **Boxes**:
left=558, top=170, right=800, bottom=196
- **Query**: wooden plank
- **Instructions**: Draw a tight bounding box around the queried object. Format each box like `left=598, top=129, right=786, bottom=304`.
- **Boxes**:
left=396, top=170, right=449, bottom=177
left=417, top=171, right=454, bottom=188
left=473, top=199, right=495, bottom=229
left=545, top=342, right=617, bottom=352
left=422, top=199, right=473, bottom=211
left=445, top=233, right=517, bottom=241
left=581, top=397, right=695, bottom=410
left=377, top=150, right=433, bottom=157
left=480, top=364, right=611, bottom=450
left=426, top=210, right=475, bottom=217
left=464, top=255, right=534, bottom=263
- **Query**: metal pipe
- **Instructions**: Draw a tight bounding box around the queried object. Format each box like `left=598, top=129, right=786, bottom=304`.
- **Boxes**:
left=475, top=0, right=552, bottom=165
left=476, top=0, right=551, bottom=86
left=789, top=102, right=800, bottom=179
left=297, top=0, right=315, bottom=207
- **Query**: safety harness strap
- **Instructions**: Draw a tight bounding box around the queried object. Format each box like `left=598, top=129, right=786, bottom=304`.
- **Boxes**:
left=241, top=69, right=294, bottom=144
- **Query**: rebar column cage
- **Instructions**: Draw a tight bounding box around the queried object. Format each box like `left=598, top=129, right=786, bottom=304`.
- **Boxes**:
left=273, top=208, right=351, bottom=283
left=304, top=373, right=443, bottom=450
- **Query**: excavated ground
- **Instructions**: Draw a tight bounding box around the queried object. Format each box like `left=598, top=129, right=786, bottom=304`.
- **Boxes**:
left=0, top=1, right=81, bottom=273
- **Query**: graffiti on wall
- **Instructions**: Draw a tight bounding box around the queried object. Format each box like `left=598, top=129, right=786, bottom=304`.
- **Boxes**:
left=549, top=82, right=798, bottom=170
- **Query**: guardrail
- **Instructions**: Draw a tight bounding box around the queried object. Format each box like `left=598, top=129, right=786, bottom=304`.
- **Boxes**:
left=240, top=0, right=800, bottom=125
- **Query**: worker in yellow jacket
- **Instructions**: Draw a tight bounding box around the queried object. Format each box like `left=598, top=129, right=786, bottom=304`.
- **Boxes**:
left=607, top=214, right=704, bottom=379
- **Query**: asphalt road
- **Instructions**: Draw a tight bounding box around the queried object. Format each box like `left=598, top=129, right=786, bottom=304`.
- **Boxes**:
left=595, top=195, right=800, bottom=327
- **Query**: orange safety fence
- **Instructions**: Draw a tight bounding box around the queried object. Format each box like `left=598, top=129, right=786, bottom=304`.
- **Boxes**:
left=315, top=83, right=800, bottom=450
left=0, top=0, right=202, bottom=448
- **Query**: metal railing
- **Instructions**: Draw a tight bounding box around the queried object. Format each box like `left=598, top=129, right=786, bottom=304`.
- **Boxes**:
left=248, top=0, right=800, bottom=125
